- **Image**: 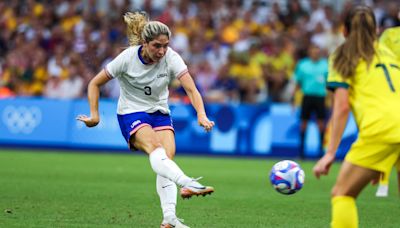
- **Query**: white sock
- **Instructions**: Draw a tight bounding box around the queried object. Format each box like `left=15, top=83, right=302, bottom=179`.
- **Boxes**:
left=149, top=147, right=192, bottom=187
left=376, top=184, right=389, bottom=197
left=156, top=175, right=177, bottom=219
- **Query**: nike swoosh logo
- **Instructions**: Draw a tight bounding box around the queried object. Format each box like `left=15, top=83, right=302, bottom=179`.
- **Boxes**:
left=187, top=186, right=206, bottom=189
left=162, top=184, right=173, bottom=188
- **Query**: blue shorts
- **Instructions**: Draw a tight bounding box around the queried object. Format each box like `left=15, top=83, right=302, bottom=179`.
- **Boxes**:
left=117, top=111, right=174, bottom=145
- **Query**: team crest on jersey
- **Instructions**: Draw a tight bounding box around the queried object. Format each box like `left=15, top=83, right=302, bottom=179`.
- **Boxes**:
left=157, top=73, right=168, bottom=78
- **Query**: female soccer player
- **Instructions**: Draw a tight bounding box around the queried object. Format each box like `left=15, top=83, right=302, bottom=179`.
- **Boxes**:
left=77, top=12, right=215, bottom=228
left=376, top=25, right=400, bottom=197
left=313, top=5, right=400, bottom=228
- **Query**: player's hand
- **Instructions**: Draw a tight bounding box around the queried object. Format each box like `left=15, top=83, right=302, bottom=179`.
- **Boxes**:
left=197, top=113, right=215, bottom=132
left=76, top=114, right=99, bottom=127
left=313, top=153, right=335, bottom=179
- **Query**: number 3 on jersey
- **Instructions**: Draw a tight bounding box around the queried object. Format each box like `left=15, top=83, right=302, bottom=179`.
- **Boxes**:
left=376, top=63, right=400, bottom=92
left=144, top=86, right=151, bottom=95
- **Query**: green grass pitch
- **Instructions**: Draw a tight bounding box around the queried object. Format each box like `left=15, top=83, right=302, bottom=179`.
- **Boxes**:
left=0, top=149, right=399, bottom=227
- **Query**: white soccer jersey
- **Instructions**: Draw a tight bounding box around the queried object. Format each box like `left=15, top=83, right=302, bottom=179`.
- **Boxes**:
left=105, top=45, right=188, bottom=115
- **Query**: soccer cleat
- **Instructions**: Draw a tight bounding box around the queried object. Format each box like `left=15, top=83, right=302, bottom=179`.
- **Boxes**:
left=180, top=177, right=214, bottom=199
left=160, top=217, right=190, bottom=228
left=376, top=184, right=389, bottom=197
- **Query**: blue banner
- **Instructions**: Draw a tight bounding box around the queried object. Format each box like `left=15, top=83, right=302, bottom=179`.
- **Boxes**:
left=0, top=98, right=72, bottom=146
left=0, top=98, right=357, bottom=158
left=68, top=99, right=126, bottom=149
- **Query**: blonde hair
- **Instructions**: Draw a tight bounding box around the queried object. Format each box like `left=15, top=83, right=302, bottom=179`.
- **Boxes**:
left=333, top=5, right=377, bottom=78
left=123, top=11, right=171, bottom=46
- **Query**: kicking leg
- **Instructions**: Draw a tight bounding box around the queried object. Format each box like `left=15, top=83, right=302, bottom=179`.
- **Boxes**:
left=154, top=129, right=214, bottom=200
left=133, top=126, right=214, bottom=194
left=133, top=126, right=191, bottom=186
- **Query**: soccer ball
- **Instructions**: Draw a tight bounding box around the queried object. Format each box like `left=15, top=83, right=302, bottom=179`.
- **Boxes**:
left=269, top=160, right=305, bottom=195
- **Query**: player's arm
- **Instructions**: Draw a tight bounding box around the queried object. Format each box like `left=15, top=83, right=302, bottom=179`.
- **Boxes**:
left=326, top=88, right=350, bottom=155
left=179, top=72, right=215, bottom=132
left=76, top=69, right=112, bottom=127
left=313, top=88, right=350, bottom=178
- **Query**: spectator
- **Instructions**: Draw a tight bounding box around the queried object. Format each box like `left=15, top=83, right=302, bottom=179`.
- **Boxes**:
left=204, top=38, right=231, bottom=73
left=209, top=63, right=240, bottom=103
left=265, top=37, right=295, bottom=102
left=0, top=0, right=397, bottom=105
left=283, top=0, right=308, bottom=28
left=379, top=1, right=400, bottom=31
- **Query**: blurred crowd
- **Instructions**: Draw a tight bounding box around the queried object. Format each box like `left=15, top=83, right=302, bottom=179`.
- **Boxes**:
left=0, top=0, right=399, bottom=103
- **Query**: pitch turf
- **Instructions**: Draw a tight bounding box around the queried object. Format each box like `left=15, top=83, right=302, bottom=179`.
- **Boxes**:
left=0, top=149, right=399, bottom=228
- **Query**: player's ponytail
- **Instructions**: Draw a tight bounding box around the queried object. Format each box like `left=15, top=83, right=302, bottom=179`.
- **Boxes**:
left=124, top=11, right=171, bottom=46
left=333, top=5, right=377, bottom=78
left=124, top=12, right=148, bottom=46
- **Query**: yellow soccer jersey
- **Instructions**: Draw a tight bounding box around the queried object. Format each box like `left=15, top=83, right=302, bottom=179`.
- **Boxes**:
left=327, top=43, right=400, bottom=143
left=380, top=27, right=400, bottom=61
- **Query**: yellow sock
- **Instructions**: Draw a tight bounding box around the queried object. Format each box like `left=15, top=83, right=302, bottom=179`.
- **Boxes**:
left=331, top=196, right=358, bottom=228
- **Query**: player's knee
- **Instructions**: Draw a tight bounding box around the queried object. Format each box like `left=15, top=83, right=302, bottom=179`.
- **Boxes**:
left=331, top=185, right=356, bottom=198
left=331, top=185, right=344, bottom=197
left=133, top=138, right=162, bottom=154
left=150, top=140, right=163, bottom=151
left=331, top=186, right=338, bottom=197
left=144, top=139, right=162, bottom=152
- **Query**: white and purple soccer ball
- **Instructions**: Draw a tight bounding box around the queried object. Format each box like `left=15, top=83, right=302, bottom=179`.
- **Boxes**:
left=269, top=160, right=305, bottom=195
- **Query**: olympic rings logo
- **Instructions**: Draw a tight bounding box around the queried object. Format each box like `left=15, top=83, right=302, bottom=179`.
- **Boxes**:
left=2, top=105, right=42, bottom=134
